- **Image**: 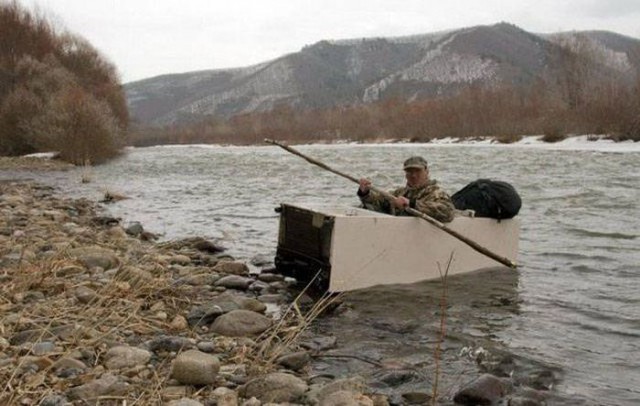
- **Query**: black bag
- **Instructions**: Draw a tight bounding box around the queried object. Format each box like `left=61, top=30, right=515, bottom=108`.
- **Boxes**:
left=452, top=179, right=521, bottom=219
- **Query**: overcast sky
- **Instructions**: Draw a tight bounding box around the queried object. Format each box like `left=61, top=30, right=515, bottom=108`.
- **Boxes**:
left=19, top=0, right=640, bottom=83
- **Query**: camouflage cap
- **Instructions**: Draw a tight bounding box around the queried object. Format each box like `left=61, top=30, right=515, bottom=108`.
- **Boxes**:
left=403, top=156, right=428, bottom=170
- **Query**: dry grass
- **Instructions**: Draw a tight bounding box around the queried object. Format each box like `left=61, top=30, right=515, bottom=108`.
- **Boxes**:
left=239, top=270, right=344, bottom=375
left=431, top=252, right=454, bottom=405
left=0, top=242, right=203, bottom=404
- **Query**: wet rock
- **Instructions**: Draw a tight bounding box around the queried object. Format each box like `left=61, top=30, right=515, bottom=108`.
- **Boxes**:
left=146, top=335, right=195, bottom=353
left=167, top=399, right=204, bottom=406
left=67, top=373, right=129, bottom=402
left=306, top=376, right=367, bottom=405
left=277, top=351, right=311, bottom=371
left=301, top=335, right=338, bottom=351
left=401, top=392, right=432, bottom=404
left=213, top=261, right=250, bottom=276
left=453, top=374, right=507, bottom=405
left=91, top=216, right=120, bottom=226
left=248, top=280, right=270, bottom=292
left=125, top=222, right=144, bottom=236
left=210, top=310, right=272, bottom=337
left=377, top=370, right=420, bottom=387
left=508, top=396, right=544, bottom=406
left=257, top=293, right=286, bottom=303
left=187, top=304, right=225, bottom=327
left=191, top=238, right=225, bottom=253
left=215, top=275, right=253, bottom=290
left=237, top=297, right=267, bottom=313
left=240, top=372, right=308, bottom=403
left=67, top=246, right=120, bottom=270
left=527, top=370, right=557, bottom=390
left=171, top=350, right=220, bottom=385
left=321, top=390, right=374, bottom=406
left=104, top=345, right=152, bottom=370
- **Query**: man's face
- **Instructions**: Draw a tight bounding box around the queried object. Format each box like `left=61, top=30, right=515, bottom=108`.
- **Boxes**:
left=405, top=167, right=429, bottom=187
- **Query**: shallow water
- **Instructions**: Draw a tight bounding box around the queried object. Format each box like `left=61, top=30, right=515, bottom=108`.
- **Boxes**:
left=3, top=142, right=639, bottom=404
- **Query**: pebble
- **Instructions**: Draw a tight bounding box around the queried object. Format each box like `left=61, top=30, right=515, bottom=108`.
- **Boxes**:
left=171, top=350, right=220, bottom=385
left=104, top=345, right=152, bottom=370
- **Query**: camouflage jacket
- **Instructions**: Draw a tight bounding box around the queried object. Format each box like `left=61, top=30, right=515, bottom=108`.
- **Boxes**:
left=358, top=180, right=455, bottom=223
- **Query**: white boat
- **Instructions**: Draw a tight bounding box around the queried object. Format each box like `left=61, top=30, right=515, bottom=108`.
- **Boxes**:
left=274, top=203, right=520, bottom=292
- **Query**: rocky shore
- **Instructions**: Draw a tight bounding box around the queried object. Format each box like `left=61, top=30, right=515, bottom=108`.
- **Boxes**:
left=0, top=178, right=556, bottom=405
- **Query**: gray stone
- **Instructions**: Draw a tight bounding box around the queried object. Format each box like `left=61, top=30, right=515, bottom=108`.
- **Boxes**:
left=401, top=391, right=432, bottom=404
left=213, top=386, right=238, bottom=406
left=210, top=310, right=271, bottom=337
left=125, top=222, right=144, bottom=236
left=453, top=374, right=507, bottom=405
left=171, top=350, right=220, bottom=385
left=241, top=397, right=261, bottom=406
left=508, top=396, right=544, bottom=406
left=257, top=293, right=286, bottom=304
left=146, top=335, right=195, bottom=353
left=10, top=325, right=76, bottom=345
left=240, top=372, right=308, bottom=403
left=196, top=341, right=216, bottom=353
left=306, top=376, right=367, bottom=405
left=75, top=285, right=98, bottom=304
left=40, top=394, right=69, bottom=406
left=53, top=357, right=87, bottom=371
left=321, top=390, right=373, bottom=406
left=238, top=297, right=267, bottom=313
left=257, top=273, right=284, bottom=283
left=104, top=345, right=152, bottom=370
left=213, top=261, right=250, bottom=276
left=277, top=351, right=311, bottom=371
left=67, top=373, right=129, bottom=402
left=300, top=336, right=338, bottom=351
left=187, top=304, right=225, bottom=327
left=67, top=246, right=120, bottom=270
left=31, top=341, right=57, bottom=356
left=215, top=275, right=253, bottom=290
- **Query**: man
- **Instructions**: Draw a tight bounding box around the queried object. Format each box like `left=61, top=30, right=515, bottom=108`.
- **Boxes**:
left=357, top=156, right=455, bottom=223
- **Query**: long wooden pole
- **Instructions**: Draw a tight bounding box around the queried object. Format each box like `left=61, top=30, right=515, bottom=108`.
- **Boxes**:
left=265, top=138, right=517, bottom=269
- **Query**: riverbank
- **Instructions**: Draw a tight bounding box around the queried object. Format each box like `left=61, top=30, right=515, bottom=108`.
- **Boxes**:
left=0, top=178, right=567, bottom=405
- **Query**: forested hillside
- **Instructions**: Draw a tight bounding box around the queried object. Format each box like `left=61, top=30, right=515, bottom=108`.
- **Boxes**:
left=127, top=24, right=640, bottom=145
left=0, top=1, right=128, bottom=164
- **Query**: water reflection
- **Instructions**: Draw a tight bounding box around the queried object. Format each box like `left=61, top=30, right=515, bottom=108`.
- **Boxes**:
left=309, top=268, right=521, bottom=395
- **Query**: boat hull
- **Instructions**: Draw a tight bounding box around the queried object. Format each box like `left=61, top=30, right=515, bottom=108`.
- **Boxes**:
left=275, top=203, right=519, bottom=292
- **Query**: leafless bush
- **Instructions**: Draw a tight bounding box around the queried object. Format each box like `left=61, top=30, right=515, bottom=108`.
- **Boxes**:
left=0, top=1, right=128, bottom=162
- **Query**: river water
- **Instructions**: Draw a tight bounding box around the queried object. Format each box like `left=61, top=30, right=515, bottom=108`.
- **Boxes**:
left=3, top=140, right=639, bottom=405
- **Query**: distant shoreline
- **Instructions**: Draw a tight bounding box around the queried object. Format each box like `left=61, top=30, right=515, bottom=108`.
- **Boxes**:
left=3, top=134, right=637, bottom=171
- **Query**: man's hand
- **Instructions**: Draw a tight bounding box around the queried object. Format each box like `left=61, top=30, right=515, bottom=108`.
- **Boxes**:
left=359, top=178, right=372, bottom=193
left=393, top=196, right=410, bottom=209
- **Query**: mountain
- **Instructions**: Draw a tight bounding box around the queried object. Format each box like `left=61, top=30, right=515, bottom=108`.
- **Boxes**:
left=125, top=23, right=640, bottom=127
